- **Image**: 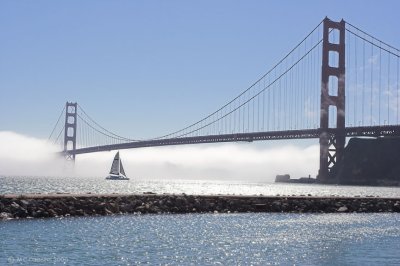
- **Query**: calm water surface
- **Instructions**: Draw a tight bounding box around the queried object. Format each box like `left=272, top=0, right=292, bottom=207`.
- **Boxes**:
left=1, top=213, right=400, bottom=265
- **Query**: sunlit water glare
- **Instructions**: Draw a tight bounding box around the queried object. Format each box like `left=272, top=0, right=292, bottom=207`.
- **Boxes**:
left=1, top=176, right=400, bottom=197
left=1, top=213, right=400, bottom=265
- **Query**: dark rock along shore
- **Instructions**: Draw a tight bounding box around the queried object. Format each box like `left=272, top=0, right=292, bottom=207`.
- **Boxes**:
left=1, top=194, right=400, bottom=220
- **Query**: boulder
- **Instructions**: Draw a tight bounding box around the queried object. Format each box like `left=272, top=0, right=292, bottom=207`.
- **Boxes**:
left=393, top=201, right=400, bottom=211
left=0, top=212, right=12, bottom=219
left=337, top=206, right=348, bottom=212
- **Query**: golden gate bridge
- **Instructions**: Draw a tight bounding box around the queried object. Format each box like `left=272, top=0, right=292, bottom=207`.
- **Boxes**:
left=48, top=17, right=400, bottom=181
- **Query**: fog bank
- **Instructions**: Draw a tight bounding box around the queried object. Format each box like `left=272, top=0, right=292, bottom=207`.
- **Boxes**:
left=0, top=131, right=319, bottom=182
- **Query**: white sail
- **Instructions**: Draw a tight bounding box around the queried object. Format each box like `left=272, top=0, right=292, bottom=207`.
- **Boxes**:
left=106, top=151, right=129, bottom=180
left=120, top=160, right=126, bottom=176
left=109, top=152, right=120, bottom=175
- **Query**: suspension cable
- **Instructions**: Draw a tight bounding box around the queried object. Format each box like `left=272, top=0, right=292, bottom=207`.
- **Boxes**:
left=77, top=105, right=139, bottom=141
left=345, top=28, right=400, bottom=58
left=151, top=19, right=325, bottom=140
left=54, top=125, right=65, bottom=145
left=48, top=105, right=66, bottom=140
left=171, top=38, right=324, bottom=138
left=77, top=113, right=131, bottom=142
left=345, top=21, right=400, bottom=54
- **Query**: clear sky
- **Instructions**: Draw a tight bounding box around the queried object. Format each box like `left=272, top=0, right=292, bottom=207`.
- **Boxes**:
left=1, top=0, right=399, bottom=139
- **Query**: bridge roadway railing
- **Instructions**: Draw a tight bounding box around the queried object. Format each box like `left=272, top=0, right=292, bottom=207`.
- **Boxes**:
left=66, top=125, right=400, bottom=155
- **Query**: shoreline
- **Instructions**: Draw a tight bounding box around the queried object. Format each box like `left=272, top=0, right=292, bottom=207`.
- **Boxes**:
left=1, top=193, right=400, bottom=220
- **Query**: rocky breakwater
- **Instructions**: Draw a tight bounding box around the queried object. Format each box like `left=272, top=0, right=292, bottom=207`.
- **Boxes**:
left=1, top=194, right=400, bottom=220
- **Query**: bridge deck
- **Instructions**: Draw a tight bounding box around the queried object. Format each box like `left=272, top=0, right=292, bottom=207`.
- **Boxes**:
left=67, top=125, right=400, bottom=155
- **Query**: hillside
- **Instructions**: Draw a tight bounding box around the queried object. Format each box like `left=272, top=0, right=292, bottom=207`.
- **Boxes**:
left=333, top=137, right=400, bottom=186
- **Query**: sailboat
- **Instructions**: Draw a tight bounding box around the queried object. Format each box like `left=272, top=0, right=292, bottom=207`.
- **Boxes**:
left=106, top=151, right=129, bottom=180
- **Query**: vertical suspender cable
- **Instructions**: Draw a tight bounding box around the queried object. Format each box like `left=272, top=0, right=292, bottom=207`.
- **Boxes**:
left=247, top=90, right=249, bottom=132
left=354, top=33, right=358, bottom=126
left=284, top=60, right=288, bottom=129
left=233, top=99, right=236, bottom=132
left=267, top=75, right=270, bottom=131
left=397, top=58, right=399, bottom=124
left=294, top=56, right=296, bottom=129
left=347, top=31, right=351, bottom=125
left=362, top=40, right=365, bottom=125
left=273, top=68, right=276, bottom=130
left=269, top=74, right=272, bottom=131
left=318, top=25, right=321, bottom=128
left=346, top=30, right=349, bottom=125
left=289, top=58, right=292, bottom=129
left=302, top=35, right=308, bottom=128
left=371, top=43, right=374, bottom=125
left=309, top=35, right=312, bottom=128
left=262, top=79, right=265, bottom=130
left=244, top=89, right=246, bottom=132
left=379, top=43, right=382, bottom=124
left=252, top=85, right=255, bottom=132
left=243, top=94, right=245, bottom=133
left=238, top=96, right=241, bottom=133
left=278, top=76, right=281, bottom=130
left=289, top=58, right=293, bottom=129
left=300, top=45, right=304, bottom=129
left=387, top=53, right=390, bottom=125
left=257, top=82, right=260, bottom=131
left=252, top=86, right=254, bottom=132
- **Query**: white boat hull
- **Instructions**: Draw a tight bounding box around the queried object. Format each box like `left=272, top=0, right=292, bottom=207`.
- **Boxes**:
left=106, top=174, right=129, bottom=180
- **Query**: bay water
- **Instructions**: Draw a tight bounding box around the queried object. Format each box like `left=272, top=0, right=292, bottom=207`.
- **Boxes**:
left=1, top=176, right=400, bottom=265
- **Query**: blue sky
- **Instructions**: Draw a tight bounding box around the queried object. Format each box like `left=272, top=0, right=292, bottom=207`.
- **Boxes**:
left=1, top=0, right=399, bottom=139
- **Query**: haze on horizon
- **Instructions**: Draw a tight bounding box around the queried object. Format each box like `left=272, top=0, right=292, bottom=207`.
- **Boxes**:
left=0, top=131, right=319, bottom=182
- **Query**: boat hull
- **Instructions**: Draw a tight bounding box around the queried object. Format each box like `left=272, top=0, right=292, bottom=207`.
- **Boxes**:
left=106, top=174, right=129, bottom=180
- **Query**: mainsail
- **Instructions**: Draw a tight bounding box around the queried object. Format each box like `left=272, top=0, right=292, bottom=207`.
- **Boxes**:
left=109, top=152, right=121, bottom=175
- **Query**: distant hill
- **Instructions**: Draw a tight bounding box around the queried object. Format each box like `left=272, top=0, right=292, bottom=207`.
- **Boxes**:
left=333, top=137, right=400, bottom=186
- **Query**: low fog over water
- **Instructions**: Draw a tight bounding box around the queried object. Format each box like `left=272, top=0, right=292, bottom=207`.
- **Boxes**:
left=0, top=131, right=319, bottom=181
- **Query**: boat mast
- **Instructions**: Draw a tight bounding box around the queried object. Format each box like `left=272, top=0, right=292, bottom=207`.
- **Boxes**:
left=117, top=152, right=120, bottom=174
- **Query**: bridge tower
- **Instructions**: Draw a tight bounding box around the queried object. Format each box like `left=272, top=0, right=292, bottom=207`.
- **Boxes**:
left=63, top=102, right=77, bottom=161
left=318, top=18, right=346, bottom=181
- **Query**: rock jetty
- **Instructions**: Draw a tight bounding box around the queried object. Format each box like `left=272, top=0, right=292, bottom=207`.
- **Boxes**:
left=1, top=193, right=400, bottom=220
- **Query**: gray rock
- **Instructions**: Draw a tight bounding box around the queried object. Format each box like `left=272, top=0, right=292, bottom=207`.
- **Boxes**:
left=0, top=212, right=12, bottom=219
left=75, top=209, right=85, bottom=216
left=16, top=207, right=28, bottom=218
left=32, top=210, right=43, bottom=218
left=393, top=201, right=400, bottom=211
left=271, top=201, right=282, bottom=212
left=105, top=208, right=113, bottom=215
left=175, top=197, right=187, bottom=207
left=10, top=202, right=21, bottom=210
left=48, top=209, right=58, bottom=217
left=19, top=199, right=31, bottom=206
left=107, top=202, right=119, bottom=213
left=135, top=206, right=146, bottom=212
left=337, top=206, right=348, bottom=212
